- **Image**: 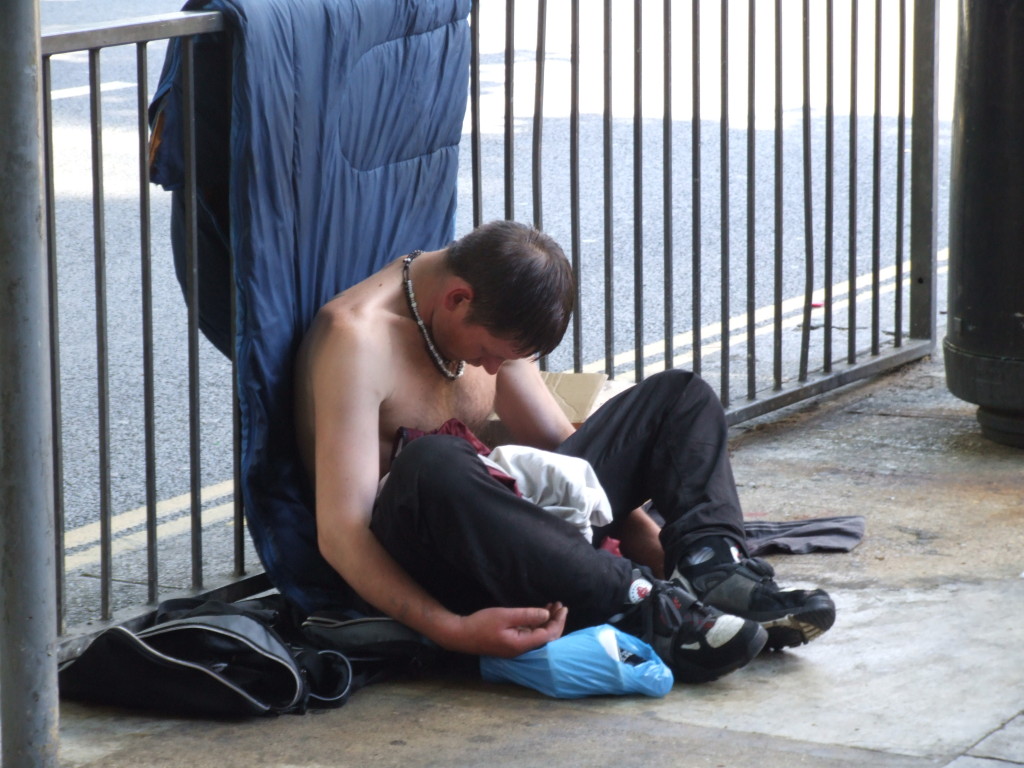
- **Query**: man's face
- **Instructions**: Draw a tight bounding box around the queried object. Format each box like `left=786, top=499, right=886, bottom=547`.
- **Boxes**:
left=446, top=319, right=529, bottom=375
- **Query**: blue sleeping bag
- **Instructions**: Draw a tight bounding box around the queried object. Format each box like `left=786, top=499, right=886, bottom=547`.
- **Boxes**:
left=150, top=0, right=471, bottom=614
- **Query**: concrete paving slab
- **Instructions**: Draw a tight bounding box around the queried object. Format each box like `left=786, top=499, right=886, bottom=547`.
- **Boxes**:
left=59, top=680, right=944, bottom=768
left=944, top=759, right=1021, bottom=768
left=59, top=707, right=181, bottom=767
left=646, top=581, right=1024, bottom=759
left=969, top=714, right=1024, bottom=763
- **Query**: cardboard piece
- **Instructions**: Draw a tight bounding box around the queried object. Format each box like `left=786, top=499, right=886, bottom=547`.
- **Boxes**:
left=540, top=371, right=608, bottom=427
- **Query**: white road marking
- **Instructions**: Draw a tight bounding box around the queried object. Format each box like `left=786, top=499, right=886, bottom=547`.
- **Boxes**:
left=49, top=80, right=136, bottom=100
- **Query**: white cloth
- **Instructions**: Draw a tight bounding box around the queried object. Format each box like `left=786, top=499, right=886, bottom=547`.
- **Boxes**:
left=480, top=445, right=613, bottom=543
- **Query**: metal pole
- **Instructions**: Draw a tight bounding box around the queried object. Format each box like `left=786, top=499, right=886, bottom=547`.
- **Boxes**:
left=909, top=0, right=938, bottom=344
left=0, top=0, right=61, bottom=764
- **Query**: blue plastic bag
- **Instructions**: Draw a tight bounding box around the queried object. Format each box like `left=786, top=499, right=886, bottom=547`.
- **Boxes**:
left=480, top=624, right=673, bottom=699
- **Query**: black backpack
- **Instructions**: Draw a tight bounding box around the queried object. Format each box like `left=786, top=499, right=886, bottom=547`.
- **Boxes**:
left=59, top=595, right=436, bottom=718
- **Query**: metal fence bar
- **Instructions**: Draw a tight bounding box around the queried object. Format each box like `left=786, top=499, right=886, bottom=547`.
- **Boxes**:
left=894, top=0, right=908, bottom=348
left=871, top=0, right=883, bottom=356
left=470, top=0, right=483, bottom=227
left=728, top=341, right=932, bottom=426
left=40, top=8, right=227, bottom=651
left=504, top=0, right=515, bottom=221
left=181, top=35, right=204, bottom=590
left=570, top=0, right=582, bottom=374
left=663, top=0, right=674, bottom=372
left=136, top=41, right=160, bottom=603
left=910, top=0, right=938, bottom=343
left=532, top=0, right=546, bottom=232
left=848, top=0, right=859, bottom=364
left=632, top=0, right=644, bottom=383
left=227, top=88, right=246, bottom=579
left=773, top=0, right=783, bottom=389
left=88, top=47, right=115, bottom=620
left=42, top=54, right=67, bottom=635
left=1, top=0, right=60, bottom=759
left=691, top=0, right=702, bottom=377
left=719, top=0, right=731, bottom=406
left=42, top=12, right=223, bottom=55
left=824, top=0, right=835, bottom=373
left=232, top=230, right=245, bottom=576
left=228, top=38, right=245, bottom=578
left=746, top=0, right=756, bottom=400
left=603, top=0, right=615, bottom=377
left=533, top=0, right=550, bottom=372
left=798, top=0, right=814, bottom=383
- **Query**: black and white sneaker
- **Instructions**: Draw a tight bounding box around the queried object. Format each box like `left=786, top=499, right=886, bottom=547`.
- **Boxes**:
left=614, top=570, right=767, bottom=684
left=673, top=557, right=836, bottom=651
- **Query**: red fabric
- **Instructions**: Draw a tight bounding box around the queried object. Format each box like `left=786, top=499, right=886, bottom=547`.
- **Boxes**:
left=598, top=536, right=622, bottom=557
left=392, top=418, right=521, bottom=496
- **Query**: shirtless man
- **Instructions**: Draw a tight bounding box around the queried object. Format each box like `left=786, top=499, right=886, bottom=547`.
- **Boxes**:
left=294, top=220, right=835, bottom=683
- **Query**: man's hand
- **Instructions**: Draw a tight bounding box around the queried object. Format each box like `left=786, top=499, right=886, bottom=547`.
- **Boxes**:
left=446, top=602, right=568, bottom=657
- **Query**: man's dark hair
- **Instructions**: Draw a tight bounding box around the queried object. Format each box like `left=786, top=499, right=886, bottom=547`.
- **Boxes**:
left=445, top=220, right=574, bottom=357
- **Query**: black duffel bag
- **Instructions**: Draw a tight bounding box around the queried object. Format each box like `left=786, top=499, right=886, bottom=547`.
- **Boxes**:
left=59, top=597, right=356, bottom=718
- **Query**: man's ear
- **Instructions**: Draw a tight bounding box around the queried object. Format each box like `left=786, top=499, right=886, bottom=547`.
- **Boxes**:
left=443, top=281, right=474, bottom=311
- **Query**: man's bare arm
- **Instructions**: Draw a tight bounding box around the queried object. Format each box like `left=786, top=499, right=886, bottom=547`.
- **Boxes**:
left=493, top=359, right=576, bottom=450
left=302, top=312, right=566, bottom=657
left=618, top=506, right=665, bottom=579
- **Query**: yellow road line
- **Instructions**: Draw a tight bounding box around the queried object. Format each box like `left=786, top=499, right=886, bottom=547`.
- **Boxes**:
left=63, top=479, right=234, bottom=549
left=583, top=252, right=948, bottom=380
left=65, top=501, right=236, bottom=571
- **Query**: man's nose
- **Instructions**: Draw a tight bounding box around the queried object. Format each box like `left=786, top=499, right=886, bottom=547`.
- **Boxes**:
left=482, top=357, right=504, bottom=375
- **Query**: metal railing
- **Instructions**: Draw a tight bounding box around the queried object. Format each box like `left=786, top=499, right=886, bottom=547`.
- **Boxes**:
left=32, top=0, right=938, bottom=658
left=39, top=12, right=258, bottom=661
left=462, top=0, right=938, bottom=424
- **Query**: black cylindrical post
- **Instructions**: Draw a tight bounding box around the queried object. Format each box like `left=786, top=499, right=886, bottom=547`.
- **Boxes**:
left=945, top=0, right=1024, bottom=447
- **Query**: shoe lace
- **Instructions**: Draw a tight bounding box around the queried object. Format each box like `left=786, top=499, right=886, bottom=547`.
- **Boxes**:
left=650, top=580, right=708, bottom=640
left=612, top=572, right=700, bottom=645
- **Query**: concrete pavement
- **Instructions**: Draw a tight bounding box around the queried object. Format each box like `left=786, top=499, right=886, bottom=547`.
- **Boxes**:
left=55, top=353, right=1024, bottom=768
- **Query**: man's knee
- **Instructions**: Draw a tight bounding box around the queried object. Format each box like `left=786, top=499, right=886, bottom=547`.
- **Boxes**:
left=645, top=369, right=719, bottom=409
left=646, top=368, right=697, bottom=392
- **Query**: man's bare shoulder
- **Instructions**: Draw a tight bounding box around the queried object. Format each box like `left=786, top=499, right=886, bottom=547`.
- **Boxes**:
left=302, top=260, right=404, bottom=358
left=300, top=293, right=401, bottom=389
left=294, top=263, right=409, bottom=433
left=309, top=292, right=387, bottom=341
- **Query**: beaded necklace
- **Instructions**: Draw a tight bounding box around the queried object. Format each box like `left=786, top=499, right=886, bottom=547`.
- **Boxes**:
left=402, top=251, right=465, bottom=381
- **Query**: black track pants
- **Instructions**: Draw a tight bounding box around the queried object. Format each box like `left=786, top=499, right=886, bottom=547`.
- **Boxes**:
left=369, top=369, right=746, bottom=631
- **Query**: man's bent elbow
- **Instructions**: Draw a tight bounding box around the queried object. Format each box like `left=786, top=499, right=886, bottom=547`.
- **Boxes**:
left=315, top=524, right=364, bottom=579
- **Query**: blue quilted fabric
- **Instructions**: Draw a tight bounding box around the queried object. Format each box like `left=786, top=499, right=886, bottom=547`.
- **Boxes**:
left=151, top=0, right=470, bottom=613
